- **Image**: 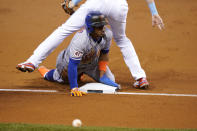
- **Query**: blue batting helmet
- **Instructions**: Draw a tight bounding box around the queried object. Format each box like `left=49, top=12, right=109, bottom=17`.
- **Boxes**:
left=85, top=11, right=107, bottom=34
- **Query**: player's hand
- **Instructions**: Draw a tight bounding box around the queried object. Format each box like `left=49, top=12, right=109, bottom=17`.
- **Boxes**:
left=71, top=87, right=86, bottom=97
left=152, top=14, right=164, bottom=30
left=99, top=74, right=119, bottom=87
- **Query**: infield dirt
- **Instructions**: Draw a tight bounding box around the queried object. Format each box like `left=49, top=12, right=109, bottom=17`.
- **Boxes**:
left=0, top=0, right=197, bottom=129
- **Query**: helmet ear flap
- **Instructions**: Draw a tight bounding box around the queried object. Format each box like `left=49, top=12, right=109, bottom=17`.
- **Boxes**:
left=86, top=24, right=93, bottom=33
left=88, top=27, right=94, bottom=33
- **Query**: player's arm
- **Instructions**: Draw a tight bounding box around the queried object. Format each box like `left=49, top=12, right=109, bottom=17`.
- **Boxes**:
left=68, top=32, right=87, bottom=96
left=98, top=50, right=119, bottom=87
left=146, top=0, right=164, bottom=30
left=68, top=58, right=80, bottom=89
left=68, top=58, right=86, bottom=96
left=97, top=29, right=118, bottom=87
left=98, top=51, right=109, bottom=78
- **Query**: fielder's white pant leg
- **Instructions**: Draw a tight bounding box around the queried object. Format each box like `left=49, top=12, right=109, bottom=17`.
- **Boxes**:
left=27, top=3, right=90, bottom=68
left=27, top=0, right=111, bottom=67
left=107, top=1, right=146, bottom=80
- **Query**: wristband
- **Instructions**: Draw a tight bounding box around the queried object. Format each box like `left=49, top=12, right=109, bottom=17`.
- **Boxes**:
left=148, top=2, right=158, bottom=15
left=99, top=61, right=108, bottom=72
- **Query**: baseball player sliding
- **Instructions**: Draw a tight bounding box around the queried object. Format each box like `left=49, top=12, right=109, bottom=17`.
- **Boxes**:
left=38, top=12, right=119, bottom=96
left=16, top=0, right=164, bottom=89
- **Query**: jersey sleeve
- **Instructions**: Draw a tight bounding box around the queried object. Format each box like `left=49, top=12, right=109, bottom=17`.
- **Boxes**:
left=69, top=31, right=86, bottom=60
left=68, top=58, right=80, bottom=89
left=101, top=28, right=113, bottom=54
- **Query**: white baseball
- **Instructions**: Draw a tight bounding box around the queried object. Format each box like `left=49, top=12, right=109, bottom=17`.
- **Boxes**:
left=72, top=119, right=82, bottom=127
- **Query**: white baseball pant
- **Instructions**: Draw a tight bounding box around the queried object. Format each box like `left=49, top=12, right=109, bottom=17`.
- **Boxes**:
left=27, top=0, right=146, bottom=80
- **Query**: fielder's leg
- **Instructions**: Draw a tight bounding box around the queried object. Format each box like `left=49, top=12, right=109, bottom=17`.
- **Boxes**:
left=107, top=2, right=149, bottom=88
left=107, top=6, right=146, bottom=80
left=17, top=4, right=90, bottom=71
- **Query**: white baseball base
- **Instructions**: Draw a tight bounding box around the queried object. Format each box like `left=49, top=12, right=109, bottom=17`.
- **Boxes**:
left=79, top=83, right=119, bottom=94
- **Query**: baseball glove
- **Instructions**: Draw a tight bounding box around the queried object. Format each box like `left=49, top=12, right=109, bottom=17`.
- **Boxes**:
left=61, top=0, right=75, bottom=15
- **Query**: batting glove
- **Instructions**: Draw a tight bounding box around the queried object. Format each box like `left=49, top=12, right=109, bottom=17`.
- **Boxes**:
left=99, top=74, right=119, bottom=87
left=71, top=87, right=86, bottom=97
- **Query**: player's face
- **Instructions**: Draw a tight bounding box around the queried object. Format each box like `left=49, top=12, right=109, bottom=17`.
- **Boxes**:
left=91, top=26, right=105, bottom=40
